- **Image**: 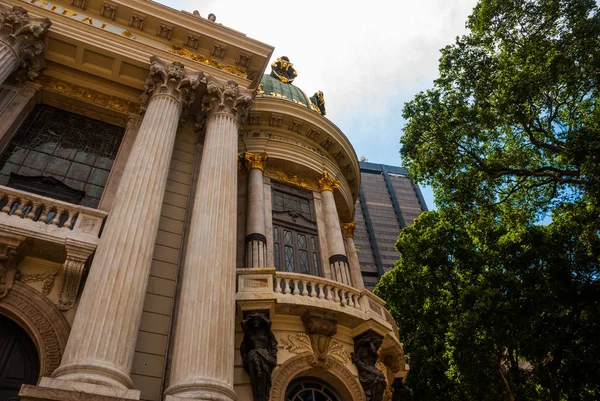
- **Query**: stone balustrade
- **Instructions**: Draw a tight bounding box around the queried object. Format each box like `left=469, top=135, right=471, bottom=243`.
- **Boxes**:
left=237, top=268, right=390, bottom=328
left=0, top=185, right=107, bottom=242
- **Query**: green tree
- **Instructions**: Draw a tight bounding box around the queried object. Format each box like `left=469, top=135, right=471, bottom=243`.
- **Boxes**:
left=375, top=205, right=600, bottom=401
left=401, top=0, right=600, bottom=218
left=375, top=0, right=600, bottom=399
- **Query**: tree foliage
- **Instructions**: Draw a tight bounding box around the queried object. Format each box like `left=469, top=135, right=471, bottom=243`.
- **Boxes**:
left=375, top=0, right=600, bottom=400
left=401, top=0, right=600, bottom=218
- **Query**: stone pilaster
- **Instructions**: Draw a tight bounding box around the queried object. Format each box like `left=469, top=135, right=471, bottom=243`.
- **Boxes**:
left=166, top=77, right=252, bottom=401
left=318, top=171, right=352, bottom=285
left=0, top=5, right=51, bottom=85
left=342, top=221, right=365, bottom=290
left=47, top=57, right=201, bottom=397
left=244, top=152, right=268, bottom=268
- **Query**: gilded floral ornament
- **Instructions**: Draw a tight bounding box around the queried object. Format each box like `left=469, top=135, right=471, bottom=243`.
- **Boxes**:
left=0, top=5, right=51, bottom=80
left=202, top=76, right=254, bottom=122
left=318, top=170, right=340, bottom=192
left=341, top=221, right=357, bottom=238
left=265, top=170, right=319, bottom=192
left=244, top=152, right=268, bottom=171
left=279, top=333, right=351, bottom=367
left=140, top=56, right=203, bottom=112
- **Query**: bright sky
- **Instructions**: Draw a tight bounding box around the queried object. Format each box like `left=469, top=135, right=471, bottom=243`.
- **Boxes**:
left=163, top=0, right=480, bottom=209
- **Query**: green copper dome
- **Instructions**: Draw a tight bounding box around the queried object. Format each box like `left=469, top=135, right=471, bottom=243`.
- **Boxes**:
left=259, top=74, right=312, bottom=108
left=257, top=56, right=326, bottom=115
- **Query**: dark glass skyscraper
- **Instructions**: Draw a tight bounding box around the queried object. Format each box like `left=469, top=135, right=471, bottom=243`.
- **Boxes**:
left=353, top=161, right=428, bottom=289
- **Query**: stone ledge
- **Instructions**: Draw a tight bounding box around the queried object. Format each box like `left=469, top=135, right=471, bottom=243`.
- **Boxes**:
left=19, top=384, right=137, bottom=401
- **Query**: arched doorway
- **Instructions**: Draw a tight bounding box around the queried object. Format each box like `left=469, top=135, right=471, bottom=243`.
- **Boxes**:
left=0, top=314, right=40, bottom=401
left=286, top=377, right=344, bottom=401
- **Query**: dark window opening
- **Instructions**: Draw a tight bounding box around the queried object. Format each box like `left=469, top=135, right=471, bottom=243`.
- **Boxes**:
left=0, top=104, right=125, bottom=208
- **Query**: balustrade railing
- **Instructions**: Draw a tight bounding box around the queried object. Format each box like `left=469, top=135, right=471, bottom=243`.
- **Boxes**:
left=274, top=272, right=363, bottom=311
left=0, top=185, right=107, bottom=237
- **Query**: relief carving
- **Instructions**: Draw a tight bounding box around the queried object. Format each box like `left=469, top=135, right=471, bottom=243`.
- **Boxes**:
left=0, top=5, right=52, bottom=80
left=241, top=312, right=278, bottom=401
left=0, top=242, right=21, bottom=299
left=140, top=56, right=202, bottom=113
left=352, top=331, right=387, bottom=401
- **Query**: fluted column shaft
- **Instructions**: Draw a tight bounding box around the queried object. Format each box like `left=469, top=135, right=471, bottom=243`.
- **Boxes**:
left=0, top=39, right=19, bottom=85
left=318, top=171, right=352, bottom=286
left=166, top=78, right=252, bottom=401
left=342, top=222, right=365, bottom=290
left=50, top=58, right=200, bottom=393
left=245, top=152, right=267, bottom=268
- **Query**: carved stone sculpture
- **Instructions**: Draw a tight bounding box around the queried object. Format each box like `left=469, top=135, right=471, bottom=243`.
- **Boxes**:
left=241, top=312, right=278, bottom=401
left=352, top=331, right=387, bottom=401
left=0, top=5, right=51, bottom=80
left=0, top=234, right=24, bottom=299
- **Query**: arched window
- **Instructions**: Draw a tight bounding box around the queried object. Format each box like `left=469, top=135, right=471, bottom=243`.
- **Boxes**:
left=285, top=377, right=343, bottom=401
left=271, top=181, right=321, bottom=276
left=0, top=315, right=40, bottom=401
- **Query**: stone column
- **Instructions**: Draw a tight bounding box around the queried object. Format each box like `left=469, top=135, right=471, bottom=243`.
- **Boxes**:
left=0, top=5, right=51, bottom=85
left=46, top=57, right=201, bottom=396
left=318, top=171, right=352, bottom=286
left=165, top=77, right=252, bottom=401
left=244, top=152, right=268, bottom=268
left=342, top=221, right=365, bottom=290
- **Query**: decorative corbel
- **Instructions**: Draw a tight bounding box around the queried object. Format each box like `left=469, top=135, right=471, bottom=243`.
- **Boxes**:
left=57, top=239, right=94, bottom=310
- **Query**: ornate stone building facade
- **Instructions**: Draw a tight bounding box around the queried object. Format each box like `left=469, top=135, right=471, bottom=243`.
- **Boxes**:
left=0, top=1, right=408, bottom=401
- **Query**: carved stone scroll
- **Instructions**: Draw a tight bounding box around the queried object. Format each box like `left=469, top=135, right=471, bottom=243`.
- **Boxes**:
left=352, top=330, right=387, bottom=401
left=241, top=312, right=278, bottom=401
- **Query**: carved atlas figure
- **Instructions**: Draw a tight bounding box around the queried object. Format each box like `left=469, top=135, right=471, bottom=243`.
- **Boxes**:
left=241, top=312, right=278, bottom=401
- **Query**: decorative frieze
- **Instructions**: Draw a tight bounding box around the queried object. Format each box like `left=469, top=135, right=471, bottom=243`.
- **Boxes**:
left=100, top=3, right=116, bottom=20
left=130, top=13, right=144, bottom=30
left=237, top=53, right=251, bottom=68
left=185, top=34, right=199, bottom=49
left=211, top=43, right=226, bottom=59
left=169, top=44, right=249, bottom=79
left=158, top=24, right=172, bottom=40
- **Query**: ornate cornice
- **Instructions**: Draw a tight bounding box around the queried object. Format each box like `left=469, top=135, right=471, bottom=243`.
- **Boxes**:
left=140, top=56, right=203, bottom=112
left=341, top=221, right=357, bottom=238
left=244, top=152, right=268, bottom=171
left=0, top=5, right=51, bottom=80
left=201, top=75, right=253, bottom=122
left=318, top=170, right=340, bottom=192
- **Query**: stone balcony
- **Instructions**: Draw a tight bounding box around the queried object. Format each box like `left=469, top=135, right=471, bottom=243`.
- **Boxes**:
left=237, top=268, right=395, bottom=336
left=0, top=185, right=107, bottom=309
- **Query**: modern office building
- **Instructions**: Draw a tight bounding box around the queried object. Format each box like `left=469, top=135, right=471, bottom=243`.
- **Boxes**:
left=353, top=162, right=428, bottom=289
left=0, top=2, right=408, bottom=401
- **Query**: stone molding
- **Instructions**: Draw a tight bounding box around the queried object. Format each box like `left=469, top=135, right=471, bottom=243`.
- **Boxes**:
left=270, top=354, right=365, bottom=401
left=201, top=75, right=253, bottom=122
left=0, top=280, right=70, bottom=377
left=0, top=5, right=51, bottom=80
left=140, top=55, right=202, bottom=112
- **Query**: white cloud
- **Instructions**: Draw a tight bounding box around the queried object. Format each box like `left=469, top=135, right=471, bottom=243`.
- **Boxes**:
left=164, top=0, right=478, bottom=121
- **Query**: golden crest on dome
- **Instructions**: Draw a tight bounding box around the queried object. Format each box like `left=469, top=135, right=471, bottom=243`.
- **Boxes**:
left=270, top=56, right=298, bottom=84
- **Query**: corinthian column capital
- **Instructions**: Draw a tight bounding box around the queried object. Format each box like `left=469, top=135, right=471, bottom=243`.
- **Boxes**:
left=0, top=5, right=51, bottom=80
left=341, top=221, right=357, bottom=238
left=202, top=75, right=254, bottom=122
left=318, top=170, right=340, bottom=192
left=140, top=56, right=202, bottom=112
left=244, top=152, right=268, bottom=171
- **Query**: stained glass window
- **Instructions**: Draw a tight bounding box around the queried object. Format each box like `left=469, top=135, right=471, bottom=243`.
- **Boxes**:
left=0, top=104, right=125, bottom=208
